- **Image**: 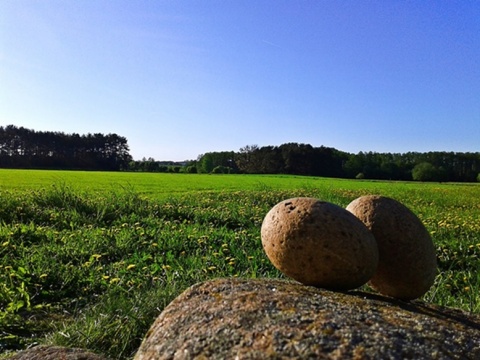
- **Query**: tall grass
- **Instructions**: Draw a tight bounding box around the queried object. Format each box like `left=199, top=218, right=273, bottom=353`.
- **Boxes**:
left=0, top=173, right=479, bottom=358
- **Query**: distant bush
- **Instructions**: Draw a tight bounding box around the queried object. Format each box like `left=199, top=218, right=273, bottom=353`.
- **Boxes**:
left=168, top=166, right=181, bottom=173
left=212, top=166, right=232, bottom=174
left=185, top=165, right=197, bottom=173
left=412, top=162, right=447, bottom=182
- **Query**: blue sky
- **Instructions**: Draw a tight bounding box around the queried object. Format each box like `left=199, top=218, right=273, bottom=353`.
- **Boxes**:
left=1, top=1, right=479, bottom=161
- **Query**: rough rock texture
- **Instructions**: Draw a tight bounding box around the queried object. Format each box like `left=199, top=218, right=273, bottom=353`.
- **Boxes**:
left=135, top=278, right=480, bottom=360
left=6, top=345, right=108, bottom=360
left=261, top=197, right=378, bottom=290
left=346, top=195, right=437, bottom=300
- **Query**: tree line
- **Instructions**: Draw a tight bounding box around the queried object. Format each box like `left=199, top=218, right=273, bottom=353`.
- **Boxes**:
left=2, top=125, right=479, bottom=182
left=193, top=143, right=480, bottom=182
left=127, top=158, right=190, bottom=173
left=0, top=125, right=132, bottom=170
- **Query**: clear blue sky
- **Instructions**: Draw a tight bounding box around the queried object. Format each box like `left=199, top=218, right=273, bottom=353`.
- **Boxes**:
left=1, top=1, right=479, bottom=161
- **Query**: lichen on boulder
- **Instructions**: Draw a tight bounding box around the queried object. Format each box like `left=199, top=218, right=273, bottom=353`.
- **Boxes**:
left=134, top=278, right=480, bottom=359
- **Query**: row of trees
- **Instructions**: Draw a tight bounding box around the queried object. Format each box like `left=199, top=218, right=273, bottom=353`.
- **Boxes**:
left=194, top=144, right=346, bottom=177
left=2, top=125, right=479, bottom=182
left=193, top=143, right=480, bottom=182
left=342, top=150, right=480, bottom=182
left=0, top=125, right=132, bottom=170
left=127, top=158, right=190, bottom=173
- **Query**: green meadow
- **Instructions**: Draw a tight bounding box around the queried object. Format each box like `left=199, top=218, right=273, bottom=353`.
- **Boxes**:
left=1, top=169, right=479, bottom=359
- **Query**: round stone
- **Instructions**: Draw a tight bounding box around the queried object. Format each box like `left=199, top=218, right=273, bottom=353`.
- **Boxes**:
left=346, top=195, right=437, bottom=300
left=261, top=197, right=378, bottom=290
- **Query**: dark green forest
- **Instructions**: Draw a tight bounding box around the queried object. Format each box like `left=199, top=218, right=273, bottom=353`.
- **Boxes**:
left=193, top=144, right=480, bottom=182
left=0, top=125, right=132, bottom=170
left=2, top=125, right=480, bottom=182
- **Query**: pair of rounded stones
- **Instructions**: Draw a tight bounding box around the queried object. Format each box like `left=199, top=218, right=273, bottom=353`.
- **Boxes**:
left=261, top=195, right=437, bottom=300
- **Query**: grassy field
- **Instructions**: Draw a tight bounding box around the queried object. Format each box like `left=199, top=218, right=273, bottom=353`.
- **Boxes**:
left=0, top=168, right=458, bottom=198
left=0, top=170, right=479, bottom=358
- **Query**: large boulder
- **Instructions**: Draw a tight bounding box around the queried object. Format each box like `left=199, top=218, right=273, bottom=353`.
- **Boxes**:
left=135, top=278, right=480, bottom=359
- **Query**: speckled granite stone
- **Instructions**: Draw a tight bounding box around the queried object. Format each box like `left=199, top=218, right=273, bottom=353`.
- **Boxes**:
left=135, top=278, right=480, bottom=360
